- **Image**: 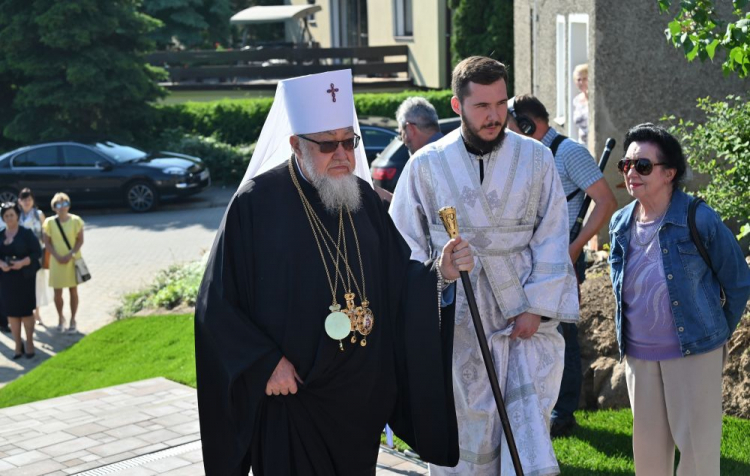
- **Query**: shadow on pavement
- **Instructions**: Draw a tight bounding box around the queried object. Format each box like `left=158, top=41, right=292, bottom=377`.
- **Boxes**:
left=0, top=325, right=85, bottom=385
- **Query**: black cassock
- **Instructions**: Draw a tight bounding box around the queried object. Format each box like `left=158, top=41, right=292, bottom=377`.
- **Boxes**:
left=195, top=162, right=459, bottom=475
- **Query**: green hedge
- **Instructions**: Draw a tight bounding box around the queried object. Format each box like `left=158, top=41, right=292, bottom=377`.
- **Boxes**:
left=156, top=129, right=253, bottom=184
left=149, top=90, right=455, bottom=146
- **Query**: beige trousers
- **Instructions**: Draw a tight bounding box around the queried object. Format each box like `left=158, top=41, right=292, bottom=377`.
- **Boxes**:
left=625, top=346, right=725, bottom=476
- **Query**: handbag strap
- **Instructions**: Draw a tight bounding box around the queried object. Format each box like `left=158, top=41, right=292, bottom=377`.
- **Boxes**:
left=687, top=197, right=715, bottom=271
left=55, top=217, right=74, bottom=252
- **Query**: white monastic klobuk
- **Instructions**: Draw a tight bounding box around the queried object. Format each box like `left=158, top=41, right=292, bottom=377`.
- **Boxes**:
left=390, top=128, right=579, bottom=475
left=241, top=69, right=372, bottom=186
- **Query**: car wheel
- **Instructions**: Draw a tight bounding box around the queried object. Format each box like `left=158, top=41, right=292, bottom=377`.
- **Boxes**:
left=0, top=188, right=18, bottom=203
left=125, top=181, right=158, bottom=213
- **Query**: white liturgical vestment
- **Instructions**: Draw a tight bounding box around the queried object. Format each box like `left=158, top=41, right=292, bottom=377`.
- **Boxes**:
left=390, top=128, right=579, bottom=475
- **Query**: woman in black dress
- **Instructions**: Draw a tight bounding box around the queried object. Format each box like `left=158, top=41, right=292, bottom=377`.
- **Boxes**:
left=0, top=202, right=42, bottom=359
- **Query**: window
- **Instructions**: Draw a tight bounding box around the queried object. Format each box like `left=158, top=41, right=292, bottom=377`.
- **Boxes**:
left=394, top=0, right=413, bottom=37
left=62, top=146, right=104, bottom=167
left=568, top=14, right=589, bottom=139
left=12, top=147, right=59, bottom=167
left=555, top=15, right=566, bottom=122
left=361, top=128, right=397, bottom=149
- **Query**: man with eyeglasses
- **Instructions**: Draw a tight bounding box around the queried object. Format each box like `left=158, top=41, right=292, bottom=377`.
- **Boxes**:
left=396, top=96, right=443, bottom=155
left=195, top=69, right=474, bottom=475
left=506, top=94, right=617, bottom=438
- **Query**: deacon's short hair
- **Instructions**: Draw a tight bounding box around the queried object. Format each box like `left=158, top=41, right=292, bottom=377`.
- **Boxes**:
left=396, top=97, right=439, bottom=132
left=574, top=63, right=588, bottom=79
left=451, top=56, right=509, bottom=104
left=624, top=123, right=687, bottom=189
left=512, top=94, right=550, bottom=123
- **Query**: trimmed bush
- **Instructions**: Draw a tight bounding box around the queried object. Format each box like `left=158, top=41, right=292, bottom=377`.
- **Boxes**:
left=157, top=129, right=252, bottom=184
left=147, top=90, right=455, bottom=146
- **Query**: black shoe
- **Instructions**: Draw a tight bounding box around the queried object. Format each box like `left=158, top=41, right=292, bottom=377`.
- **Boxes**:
left=12, top=353, right=23, bottom=360
left=25, top=352, right=35, bottom=359
left=550, top=418, right=577, bottom=438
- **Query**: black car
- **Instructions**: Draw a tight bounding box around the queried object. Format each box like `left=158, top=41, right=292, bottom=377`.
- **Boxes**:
left=370, top=117, right=462, bottom=192
left=359, top=116, right=400, bottom=164
left=0, top=141, right=210, bottom=212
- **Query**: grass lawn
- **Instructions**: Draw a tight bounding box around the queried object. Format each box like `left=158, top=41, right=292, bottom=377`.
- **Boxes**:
left=0, top=314, right=196, bottom=408
left=1, top=314, right=748, bottom=475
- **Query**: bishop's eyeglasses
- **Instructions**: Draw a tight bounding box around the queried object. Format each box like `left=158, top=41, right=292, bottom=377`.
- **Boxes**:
left=298, top=134, right=360, bottom=154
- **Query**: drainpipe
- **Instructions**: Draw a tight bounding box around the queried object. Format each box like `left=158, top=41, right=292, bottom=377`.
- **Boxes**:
left=531, top=0, right=538, bottom=95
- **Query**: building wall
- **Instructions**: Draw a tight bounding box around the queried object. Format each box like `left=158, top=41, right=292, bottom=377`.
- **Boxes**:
left=290, top=0, right=333, bottom=47
left=516, top=0, right=745, bottom=245
left=367, top=0, right=448, bottom=89
left=513, top=0, right=595, bottom=126
left=593, top=0, right=745, bottom=212
left=291, top=0, right=447, bottom=89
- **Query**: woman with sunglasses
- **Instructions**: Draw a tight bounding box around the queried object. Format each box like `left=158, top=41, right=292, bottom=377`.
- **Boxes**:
left=18, top=188, right=50, bottom=325
left=608, top=123, right=750, bottom=476
left=0, top=201, right=42, bottom=359
left=42, top=193, right=85, bottom=333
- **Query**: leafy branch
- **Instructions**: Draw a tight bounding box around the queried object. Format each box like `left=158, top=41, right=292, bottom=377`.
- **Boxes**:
left=658, top=0, right=750, bottom=77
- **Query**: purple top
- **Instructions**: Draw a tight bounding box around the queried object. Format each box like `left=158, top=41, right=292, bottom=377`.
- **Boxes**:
left=622, top=217, right=683, bottom=361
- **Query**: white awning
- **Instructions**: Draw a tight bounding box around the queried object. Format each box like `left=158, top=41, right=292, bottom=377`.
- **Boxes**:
left=230, top=5, right=322, bottom=25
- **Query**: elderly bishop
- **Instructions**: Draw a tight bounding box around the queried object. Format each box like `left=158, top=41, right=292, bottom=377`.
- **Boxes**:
left=390, top=57, right=580, bottom=475
left=194, top=70, right=474, bottom=475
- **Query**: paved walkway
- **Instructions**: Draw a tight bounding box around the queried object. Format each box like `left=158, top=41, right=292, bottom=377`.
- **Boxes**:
left=0, top=378, right=427, bottom=475
left=0, top=187, right=234, bottom=387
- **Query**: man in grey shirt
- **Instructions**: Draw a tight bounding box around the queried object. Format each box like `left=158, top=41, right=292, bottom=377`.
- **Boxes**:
left=508, top=94, right=617, bottom=437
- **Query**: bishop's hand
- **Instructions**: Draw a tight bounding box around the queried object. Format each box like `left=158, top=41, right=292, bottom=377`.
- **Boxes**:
left=266, top=356, right=304, bottom=396
left=439, top=236, right=474, bottom=281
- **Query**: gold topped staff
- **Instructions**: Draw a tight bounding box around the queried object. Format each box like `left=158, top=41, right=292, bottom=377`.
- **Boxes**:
left=439, top=206, right=524, bottom=476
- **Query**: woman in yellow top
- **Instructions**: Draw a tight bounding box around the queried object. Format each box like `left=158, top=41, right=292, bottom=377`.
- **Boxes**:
left=42, top=193, right=85, bottom=333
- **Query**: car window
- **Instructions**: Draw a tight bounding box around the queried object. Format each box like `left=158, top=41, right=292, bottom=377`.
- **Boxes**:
left=12, top=146, right=59, bottom=167
left=377, top=137, right=410, bottom=165
left=62, top=145, right=104, bottom=167
left=94, top=142, right=147, bottom=162
left=361, top=128, right=397, bottom=148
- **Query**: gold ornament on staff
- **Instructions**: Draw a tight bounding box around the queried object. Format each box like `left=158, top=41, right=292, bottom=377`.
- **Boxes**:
left=438, top=206, right=459, bottom=239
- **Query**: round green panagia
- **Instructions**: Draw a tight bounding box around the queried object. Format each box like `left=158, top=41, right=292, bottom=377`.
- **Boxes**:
left=325, top=311, right=351, bottom=340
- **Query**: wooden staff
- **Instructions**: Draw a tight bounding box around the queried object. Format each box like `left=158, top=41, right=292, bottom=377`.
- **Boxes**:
left=439, top=207, right=524, bottom=476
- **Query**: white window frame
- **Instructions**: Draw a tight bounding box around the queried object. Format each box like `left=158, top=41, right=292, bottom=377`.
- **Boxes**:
left=567, top=13, right=589, bottom=139
left=555, top=15, right=566, bottom=124
left=394, top=0, right=413, bottom=38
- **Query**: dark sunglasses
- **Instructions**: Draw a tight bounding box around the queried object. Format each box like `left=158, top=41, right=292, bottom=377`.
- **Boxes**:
left=298, top=134, right=360, bottom=154
left=617, top=158, right=668, bottom=176
left=54, top=201, right=71, bottom=209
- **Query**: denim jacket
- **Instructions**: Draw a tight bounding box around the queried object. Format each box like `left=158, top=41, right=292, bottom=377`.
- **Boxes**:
left=608, top=189, right=750, bottom=361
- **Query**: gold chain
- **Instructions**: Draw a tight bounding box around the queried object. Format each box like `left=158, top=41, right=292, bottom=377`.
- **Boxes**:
left=288, top=158, right=367, bottom=300
left=288, top=159, right=344, bottom=306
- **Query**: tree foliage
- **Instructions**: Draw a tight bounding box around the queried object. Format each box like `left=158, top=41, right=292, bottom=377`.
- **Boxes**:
left=449, top=0, right=514, bottom=94
left=141, top=0, right=233, bottom=49
left=664, top=95, right=750, bottom=239
left=0, top=0, right=167, bottom=144
left=658, top=0, right=750, bottom=78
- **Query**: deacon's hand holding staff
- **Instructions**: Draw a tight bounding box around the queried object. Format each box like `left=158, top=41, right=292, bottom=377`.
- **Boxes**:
left=439, top=235, right=474, bottom=281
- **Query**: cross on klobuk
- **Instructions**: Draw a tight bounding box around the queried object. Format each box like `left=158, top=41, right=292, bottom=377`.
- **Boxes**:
left=327, top=83, right=339, bottom=103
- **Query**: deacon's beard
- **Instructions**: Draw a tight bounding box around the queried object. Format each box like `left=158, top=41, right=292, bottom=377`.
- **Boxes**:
left=300, top=157, right=362, bottom=215
left=461, top=115, right=508, bottom=154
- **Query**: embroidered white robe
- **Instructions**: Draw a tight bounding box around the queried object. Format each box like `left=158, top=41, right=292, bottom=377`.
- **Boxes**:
left=390, top=129, right=579, bottom=476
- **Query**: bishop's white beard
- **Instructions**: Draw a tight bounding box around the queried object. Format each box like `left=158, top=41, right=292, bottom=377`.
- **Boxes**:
left=300, top=157, right=362, bottom=215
